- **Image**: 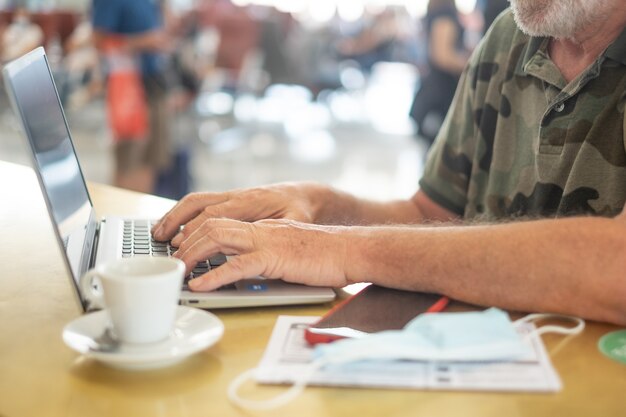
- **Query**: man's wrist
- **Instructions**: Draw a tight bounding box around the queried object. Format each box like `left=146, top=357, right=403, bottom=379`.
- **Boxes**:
left=302, top=182, right=335, bottom=224
left=340, top=226, right=378, bottom=285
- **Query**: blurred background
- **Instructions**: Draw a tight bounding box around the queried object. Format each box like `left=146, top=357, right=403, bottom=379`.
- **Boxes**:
left=0, top=0, right=507, bottom=202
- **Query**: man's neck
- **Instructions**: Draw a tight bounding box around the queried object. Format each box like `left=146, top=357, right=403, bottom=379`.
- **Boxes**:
left=549, top=4, right=626, bottom=83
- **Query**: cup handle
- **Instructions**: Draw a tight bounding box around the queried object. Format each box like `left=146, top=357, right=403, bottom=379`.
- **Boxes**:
left=79, top=269, right=105, bottom=310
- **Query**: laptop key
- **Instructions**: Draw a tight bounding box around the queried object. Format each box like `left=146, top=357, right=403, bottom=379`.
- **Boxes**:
left=209, top=253, right=227, bottom=266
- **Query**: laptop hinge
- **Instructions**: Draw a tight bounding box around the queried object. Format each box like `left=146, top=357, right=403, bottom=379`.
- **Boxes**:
left=88, top=219, right=103, bottom=269
left=80, top=212, right=100, bottom=276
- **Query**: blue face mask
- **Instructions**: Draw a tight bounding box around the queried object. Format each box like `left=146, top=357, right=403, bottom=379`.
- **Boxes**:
left=228, top=308, right=584, bottom=410
left=316, top=308, right=531, bottom=363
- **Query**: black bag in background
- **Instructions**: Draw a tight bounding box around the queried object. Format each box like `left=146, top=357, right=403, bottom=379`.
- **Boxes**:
left=152, top=53, right=199, bottom=201
left=154, top=147, right=192, bottom=200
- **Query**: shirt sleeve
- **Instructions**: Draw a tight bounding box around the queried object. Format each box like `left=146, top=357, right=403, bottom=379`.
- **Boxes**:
left=418, top=39, right=486, bottom=217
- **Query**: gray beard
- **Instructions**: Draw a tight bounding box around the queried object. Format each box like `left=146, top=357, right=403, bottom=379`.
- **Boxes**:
left=509, top=0, right=607, bottom=39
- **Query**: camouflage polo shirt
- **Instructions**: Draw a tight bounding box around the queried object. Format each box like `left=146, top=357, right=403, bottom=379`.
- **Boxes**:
left=419, top=10, right=626, bottom=220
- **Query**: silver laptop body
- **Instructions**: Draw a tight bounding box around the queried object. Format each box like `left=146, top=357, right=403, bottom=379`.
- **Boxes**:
left=2, top=47, right=335, bottom=311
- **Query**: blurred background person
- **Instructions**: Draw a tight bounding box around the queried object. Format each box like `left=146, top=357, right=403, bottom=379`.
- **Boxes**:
left=1, top=4, right=43, bottom=63
left=62, top=11, right=103, bottom=109
left=336, top=8, right=400, bottom=73
left=409, top=0, right=472, bottom=147
left=479, top=0, right=509, bottom=35
left=91, top=0, right=173, bottom=194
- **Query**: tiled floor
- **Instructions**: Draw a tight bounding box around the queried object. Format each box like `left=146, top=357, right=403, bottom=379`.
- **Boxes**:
left=0, top=78, right=427, bottom=204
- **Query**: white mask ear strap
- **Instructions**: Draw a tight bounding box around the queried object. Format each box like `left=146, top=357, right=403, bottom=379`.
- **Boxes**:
left=513, top=313, right=585, bottom=337
left=228, top=359, right=327, bottom=410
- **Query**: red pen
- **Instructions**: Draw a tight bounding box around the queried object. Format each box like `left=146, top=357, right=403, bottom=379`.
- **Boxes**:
left=426, top=296, right=450, bottom=313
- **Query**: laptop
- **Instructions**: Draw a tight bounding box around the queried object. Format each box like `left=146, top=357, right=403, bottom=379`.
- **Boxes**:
left=2, top=47, right=336, bottom=312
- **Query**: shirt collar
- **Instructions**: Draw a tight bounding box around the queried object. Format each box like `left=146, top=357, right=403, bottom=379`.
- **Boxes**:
left=605, top=26, right=626, bottom=66
left=514, top=35, right=545, bottom=77
left=515, top=25, right=626, bottom=78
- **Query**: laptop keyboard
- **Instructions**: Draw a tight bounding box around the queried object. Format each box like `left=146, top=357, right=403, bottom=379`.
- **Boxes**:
left=122, top=219, right=236, bottom=291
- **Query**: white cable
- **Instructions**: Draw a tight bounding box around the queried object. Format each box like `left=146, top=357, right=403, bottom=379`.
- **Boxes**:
left=514, top=313, right=585, bottom=337
left=228, top=359, right=327, bottom=411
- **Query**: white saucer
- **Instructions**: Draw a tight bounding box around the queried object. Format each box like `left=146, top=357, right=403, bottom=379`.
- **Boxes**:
left=62, top=306, right=224, bottom=370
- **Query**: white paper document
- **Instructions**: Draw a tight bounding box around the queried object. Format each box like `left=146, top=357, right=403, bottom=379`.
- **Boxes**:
left=254, top=316, right=562, bottom=392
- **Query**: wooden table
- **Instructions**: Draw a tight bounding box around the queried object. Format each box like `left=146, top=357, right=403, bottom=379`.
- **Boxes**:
left=0, top=160, right=624, bottom=417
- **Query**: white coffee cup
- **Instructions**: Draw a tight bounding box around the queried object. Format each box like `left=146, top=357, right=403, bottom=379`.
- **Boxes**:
left=80, top=257, right=186, bottom=344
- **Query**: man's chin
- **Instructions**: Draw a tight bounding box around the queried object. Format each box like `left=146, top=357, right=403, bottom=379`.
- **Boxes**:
left=512, top=14, right=576, bottom=39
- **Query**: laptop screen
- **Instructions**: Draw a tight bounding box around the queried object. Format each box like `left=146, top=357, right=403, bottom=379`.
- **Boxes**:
left=3, top=48, right=95, bottom=286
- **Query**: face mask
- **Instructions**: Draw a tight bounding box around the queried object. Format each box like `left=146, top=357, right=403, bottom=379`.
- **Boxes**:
left=317, top=308, right=533, bottom=363
left=228, top=308, right=584, bottom=410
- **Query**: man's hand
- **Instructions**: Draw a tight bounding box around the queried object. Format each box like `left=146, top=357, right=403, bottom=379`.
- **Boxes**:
left=171, top=218, right=350, bottom=291
left=152, top=183, right=326, bottom=244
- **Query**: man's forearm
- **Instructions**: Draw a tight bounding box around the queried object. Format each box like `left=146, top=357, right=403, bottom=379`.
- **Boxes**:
left=310, top=184, right=426, bottom=226
left=344, top=216, right=626, bottom=325
left=310, top=186, right=455, bottom=226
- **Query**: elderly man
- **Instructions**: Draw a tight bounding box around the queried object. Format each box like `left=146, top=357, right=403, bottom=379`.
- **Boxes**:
left=153, top=0, right=626, bottom=325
